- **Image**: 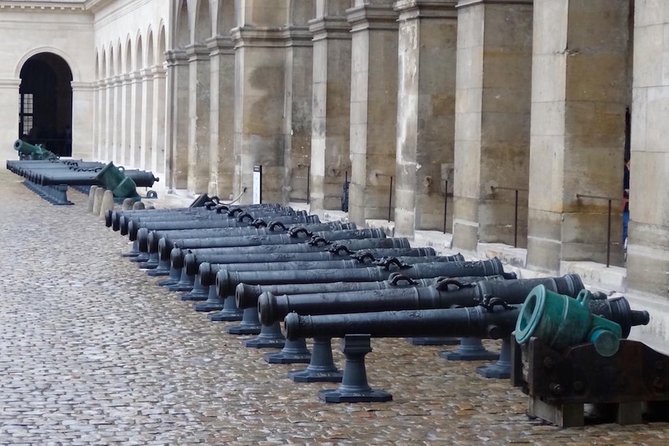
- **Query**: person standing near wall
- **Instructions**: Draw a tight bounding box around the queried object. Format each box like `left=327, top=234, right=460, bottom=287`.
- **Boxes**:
left=623, top=158, right=630, bottom=248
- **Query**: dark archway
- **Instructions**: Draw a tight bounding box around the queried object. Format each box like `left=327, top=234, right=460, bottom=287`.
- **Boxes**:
left=19, top=52, right=73, bottom=156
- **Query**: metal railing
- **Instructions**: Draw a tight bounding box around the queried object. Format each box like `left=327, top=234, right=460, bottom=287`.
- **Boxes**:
left=576, top=193, right=621, bottom=268
left=490, top=186, right=528, bottom=248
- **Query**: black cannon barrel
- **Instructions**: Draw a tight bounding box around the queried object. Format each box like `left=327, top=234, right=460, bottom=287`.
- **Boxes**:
left=193, top=252, right=456, bottom=287
left=121, top=205, right=294, bottom=228
left=168, top=228, right=386, bottom=251
left=37, top=168, right=158, bottom=187
left=165, top=237, right=411, bottom=263
left=127, top=213, right=319, bottom=240
left=217, top=257, right=507, bottom=298
left=156, top=237, right=414, bottom=280
left=123, top=208, right=305, bottom=237
left=142, top=221, right=356, bottom=256
left=257, top=274, right=583, bottom=325
left=235, top=273, right=506, bottom=310
left=117, top=207, right=222, bottom=229
left=186, top=247, right=438, bottom=278
left=107, top=198, right=245, bottom=228
left=283, top=295, right=650, bottom=341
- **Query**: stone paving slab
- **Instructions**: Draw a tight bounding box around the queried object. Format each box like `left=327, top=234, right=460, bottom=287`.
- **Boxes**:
left=1, top=168, right=669, bottom=444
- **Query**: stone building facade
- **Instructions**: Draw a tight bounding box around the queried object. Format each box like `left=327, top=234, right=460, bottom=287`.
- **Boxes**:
left=0, top=0, right=667, bottom=345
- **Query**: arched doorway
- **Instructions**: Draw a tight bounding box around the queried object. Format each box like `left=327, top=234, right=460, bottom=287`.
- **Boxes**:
left=19, top=52, right=73, bottom=156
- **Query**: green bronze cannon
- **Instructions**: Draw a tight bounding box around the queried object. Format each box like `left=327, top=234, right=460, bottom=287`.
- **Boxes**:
left=14, top=139, right=58, bottom=160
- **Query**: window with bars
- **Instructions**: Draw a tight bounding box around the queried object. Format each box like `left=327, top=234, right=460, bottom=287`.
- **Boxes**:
left=19, top=93, right=34, bottom=137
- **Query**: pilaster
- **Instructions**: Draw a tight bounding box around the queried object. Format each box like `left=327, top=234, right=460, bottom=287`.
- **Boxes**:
left=186, top=44, right=211, bottom=194
left=451, top=0, right=533, bottom=251
left=140, top=68, right=154, bottom=170
left=346, top=2, right=400, bottom=224
left=207, top=35, right=236, bottom=198
left=165, top=49, right=189, bottom=190
left=526, top=0, right=630, bottom=273
left=309, top=12, right=352, bottom=214
left=393, top=0, right=458, bottom=236
left=232, top=26, right=289, bottom=204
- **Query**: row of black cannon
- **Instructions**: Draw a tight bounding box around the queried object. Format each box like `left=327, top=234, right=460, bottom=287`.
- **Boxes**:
left=6, top=156, right=159, bottom=205
left=105, top=197, right=650, bottom=404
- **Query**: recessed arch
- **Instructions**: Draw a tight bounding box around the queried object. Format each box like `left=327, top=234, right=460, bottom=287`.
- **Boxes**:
left=14, top=46, right=81, bottom=82
left=136, top=34, right=144, bottom=71
left=175, top=0, right=190, bottom=48
left=124, top=36, right=133, bottom=74
left=194, top=0, right=212, bottom=43
left=115, top=40, right=122, bottom=76
left=157, top=23, right=167, bottom=64
left=147, top=28, right=155, bottom=67
left=217, top=0, right=236, bottom=36
left=18, top=52, right=73, bottom=156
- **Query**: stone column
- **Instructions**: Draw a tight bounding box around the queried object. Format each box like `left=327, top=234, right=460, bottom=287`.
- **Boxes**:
left=70, top=82, right=95, bottom=160
left=112, top=75, right=122, bottom=162
left=232, top=27, right=288, bottom=203
left=165, top=50, right=190, bottom=190
left=104, top=78, right=112, bottom=160
left=120, top=74, right=132, bottom=165
left=151, top=65, right=167, bottom=177
left=526, top=0, right=629, bottom=273
left=626, top=3, right=669, bottom=296
left=283, top=26, right=313, bottom=203
left=393, top=0, right=458, bottom=236
left=129, top=71, right=144, bottom=167
left=207, top=36, right=235, bottom=198
left=309, top=2, right=352, bottom=214
left=95, top=80, right=105, bottom=160
left=0, top=79, right=20, bottom=160
left=347, top=1, right=399, bottom=224
left=186, top=44, right=211, bottom=194
left=140, top=68, right=154, bottom=170
left=451, top=0, right=533, bottom=251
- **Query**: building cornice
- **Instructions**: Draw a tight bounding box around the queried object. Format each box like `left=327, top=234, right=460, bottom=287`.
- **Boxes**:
left=309, top=16, right=351, bottom=42
left=346, top=5, right=399, bottom=33
left=0, top=1, right=86, bottom=12
left=456, top=0, right=533, bottom=9
left=394, top=0, right=457, bottom=20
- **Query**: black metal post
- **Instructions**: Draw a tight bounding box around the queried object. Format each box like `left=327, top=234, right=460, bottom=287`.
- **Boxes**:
left=607, top=199, right=612, bottom=268
left=514, top=189, right=519, bottom=248
left=444, top=180, right=448, bottom=234
left=307, top=165, right=311, bottom=204
left=388, top=176, right=393, bottom=222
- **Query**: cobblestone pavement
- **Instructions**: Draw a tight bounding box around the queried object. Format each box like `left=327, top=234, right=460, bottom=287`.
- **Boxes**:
left=1, top=168, right=669, bottom=445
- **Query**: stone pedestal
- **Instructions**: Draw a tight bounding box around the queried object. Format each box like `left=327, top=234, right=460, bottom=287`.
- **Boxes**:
left=451, top=0, right=533, bottom=251
left=207, top=36, right=235, bottom=198
left=165, top=50, right=189, bottom=190
left=187, top=44, right=211, bottom=194
left=394, top=0, right=458, bottom=236
left=526, top=0, right=630, bottom=273
left=626, top=1, right=669, bottom=297
left=347, top=2, right=399, bottom=224
left=309, top=3, right=352, bottom=214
